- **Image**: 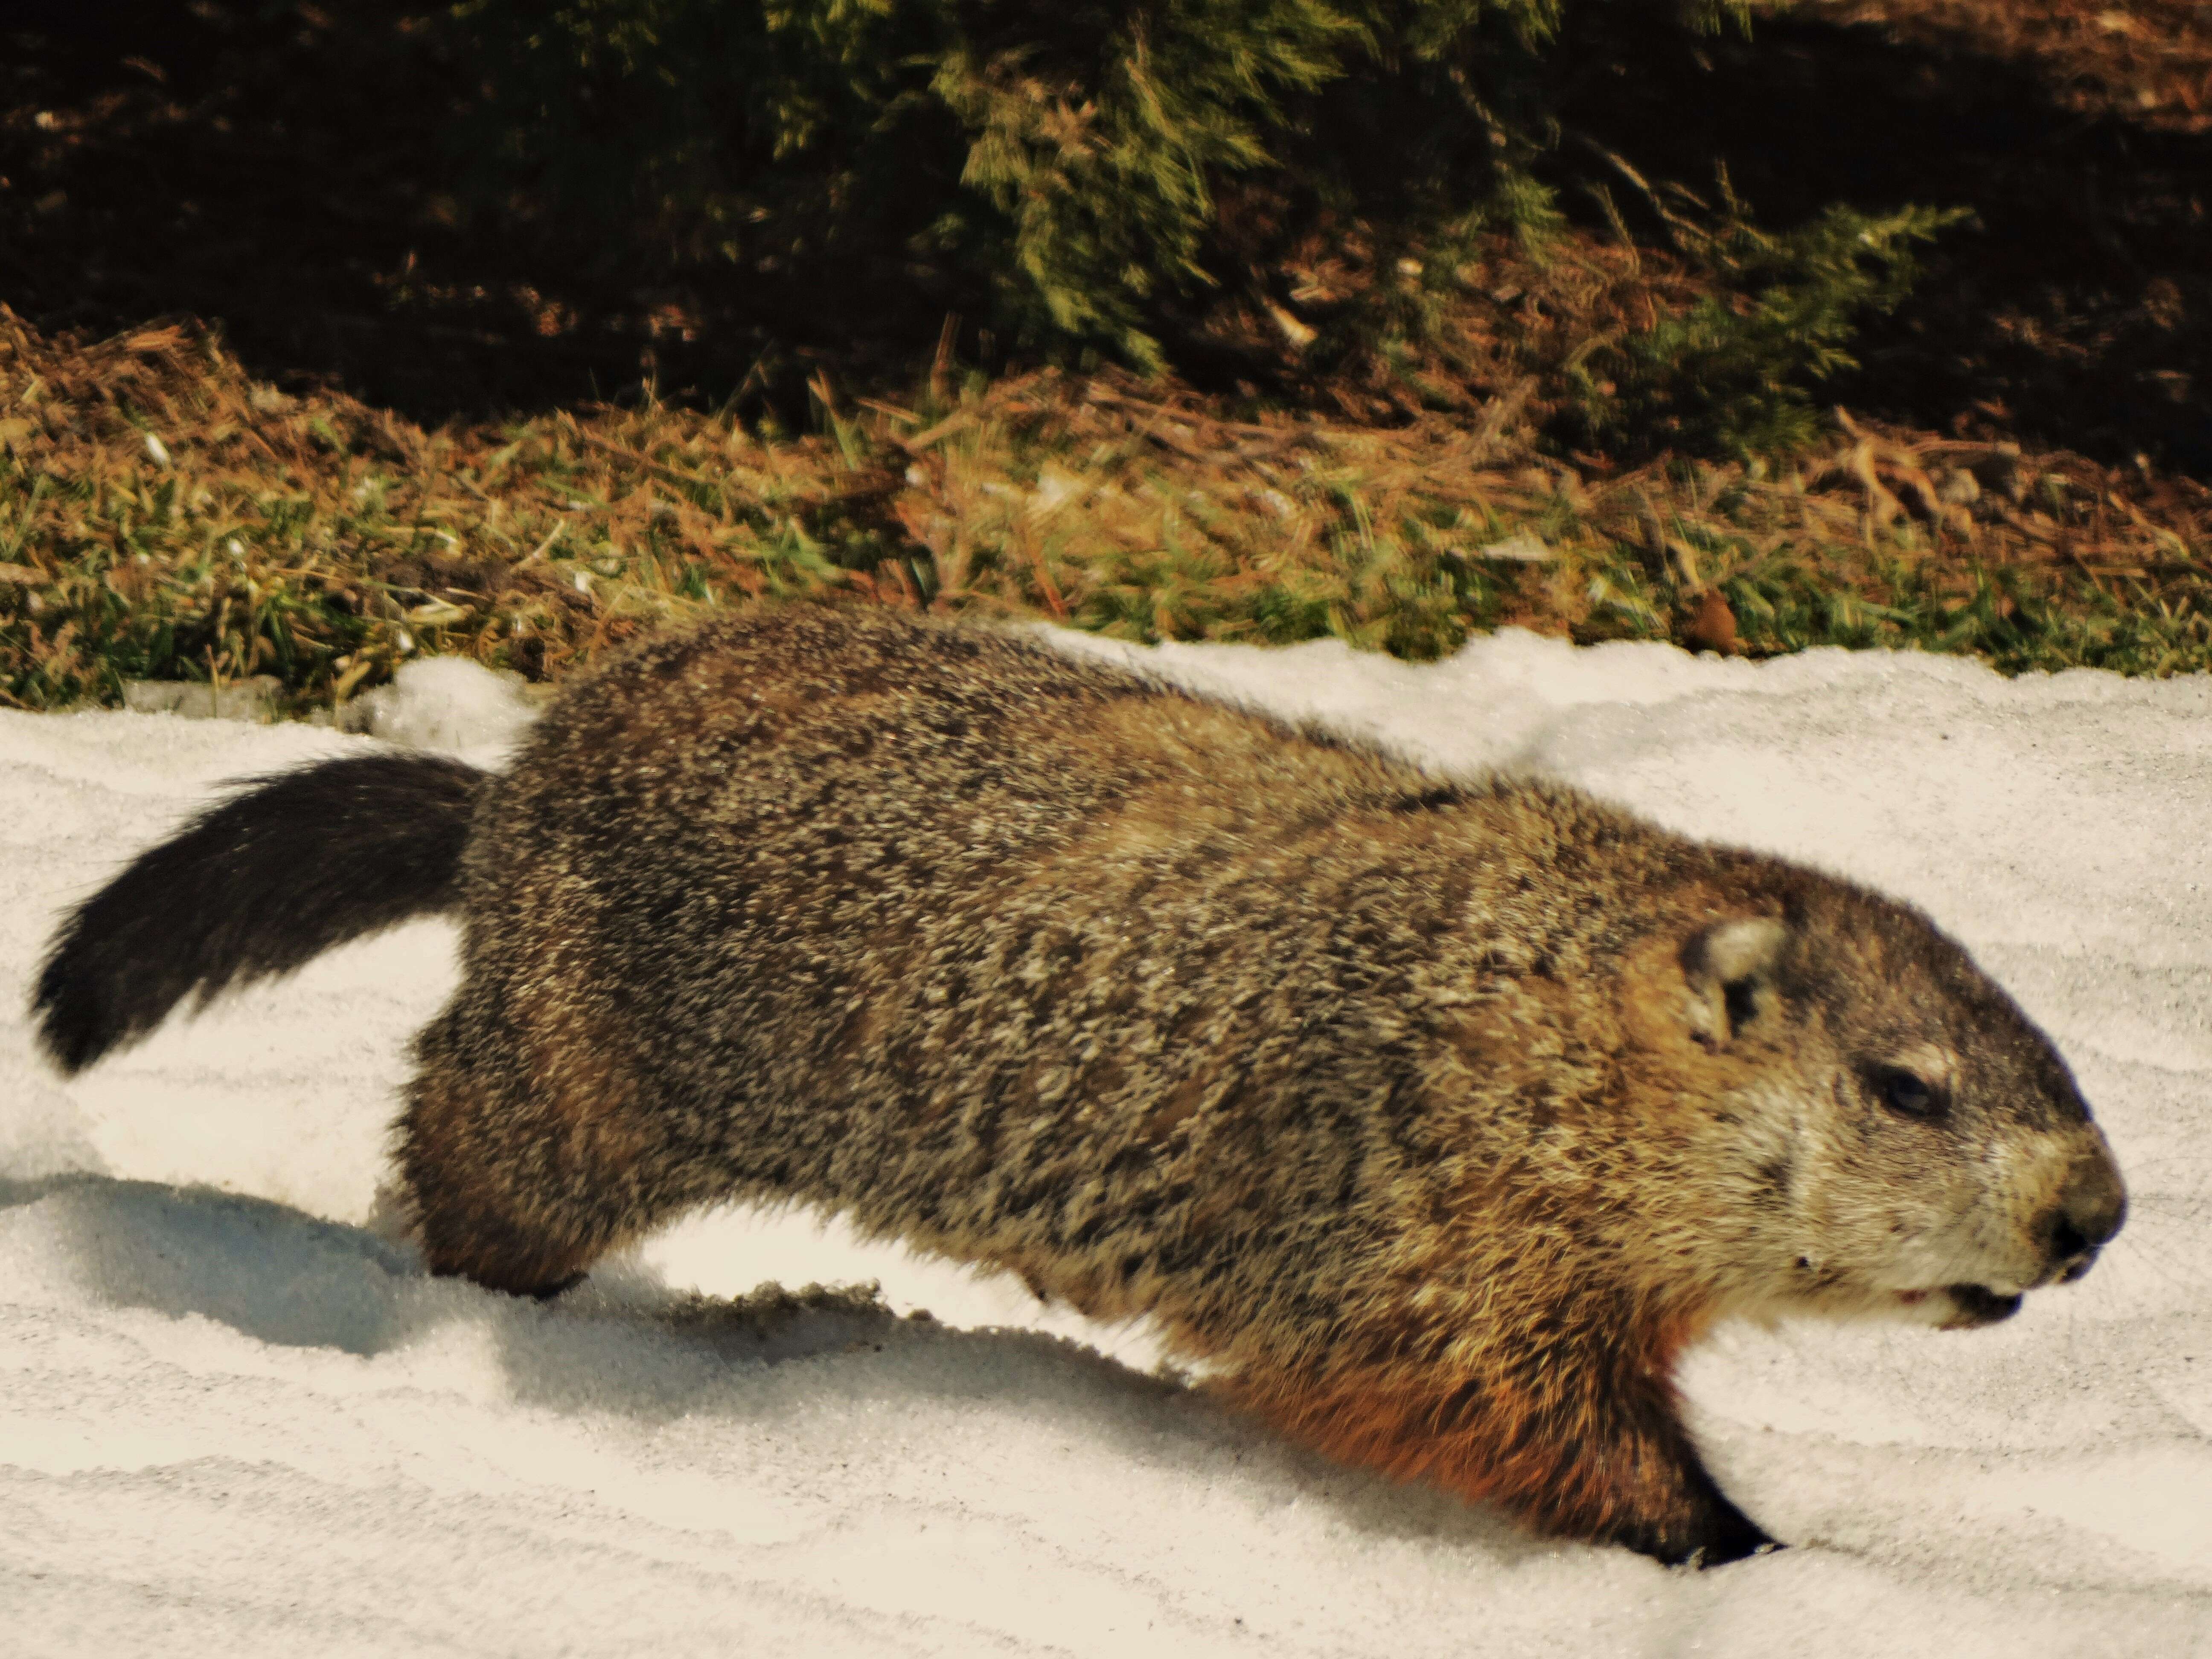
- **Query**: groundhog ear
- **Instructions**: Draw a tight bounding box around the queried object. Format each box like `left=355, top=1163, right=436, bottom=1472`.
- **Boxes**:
left=1679, top=917, right=1788, bottom=1048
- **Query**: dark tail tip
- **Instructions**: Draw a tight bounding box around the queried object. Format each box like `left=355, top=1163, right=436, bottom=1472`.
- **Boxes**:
left=31, top=752, right=489, bottom=1074
left=32, top=958, right=115, bottom=1078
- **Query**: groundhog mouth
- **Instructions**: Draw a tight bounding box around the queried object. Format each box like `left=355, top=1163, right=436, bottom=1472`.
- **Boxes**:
left=1897, top=1284, right=2025, bottom=1329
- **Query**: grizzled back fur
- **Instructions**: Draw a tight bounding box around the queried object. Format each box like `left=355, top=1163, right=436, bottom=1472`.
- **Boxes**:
left=35, top=607, right=2126, bottom=1568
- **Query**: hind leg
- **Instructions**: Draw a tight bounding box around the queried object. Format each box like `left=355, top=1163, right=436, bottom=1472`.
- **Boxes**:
left=397, top=1003, right=683, bottom=1298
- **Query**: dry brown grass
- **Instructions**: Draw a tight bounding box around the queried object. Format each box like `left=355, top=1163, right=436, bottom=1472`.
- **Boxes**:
left=5, top=309, right=2209, bottom=713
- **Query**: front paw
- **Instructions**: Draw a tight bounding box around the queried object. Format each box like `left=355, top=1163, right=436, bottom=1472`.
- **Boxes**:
left=1682, top=1532, right=1785, bottom=1570
left=1619, top=1497, right=1781, bottom=1568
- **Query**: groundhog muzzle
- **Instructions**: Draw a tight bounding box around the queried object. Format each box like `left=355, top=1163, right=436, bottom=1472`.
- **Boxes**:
left=33, top=607, right=2127, bottom=1568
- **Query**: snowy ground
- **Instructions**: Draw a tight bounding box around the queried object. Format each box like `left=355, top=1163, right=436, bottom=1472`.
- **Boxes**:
left=3, top=629, right=2209, bottom=1657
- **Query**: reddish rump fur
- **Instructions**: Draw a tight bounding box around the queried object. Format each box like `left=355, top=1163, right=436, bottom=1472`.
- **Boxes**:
left=1219, top=1300, right=1722, bottom=1548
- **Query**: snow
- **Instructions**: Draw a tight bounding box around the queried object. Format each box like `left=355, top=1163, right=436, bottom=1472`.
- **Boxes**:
left=3, top=628, right=2208, bottom=1656
left=338, top=654, right=544, bottom=763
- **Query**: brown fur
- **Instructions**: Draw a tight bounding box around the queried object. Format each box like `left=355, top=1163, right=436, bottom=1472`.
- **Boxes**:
left=40, top=605, right=2128, bottom=1566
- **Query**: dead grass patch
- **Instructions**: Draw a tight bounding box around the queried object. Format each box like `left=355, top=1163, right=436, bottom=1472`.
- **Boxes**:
left=4, top=311, right=2208, bottom=713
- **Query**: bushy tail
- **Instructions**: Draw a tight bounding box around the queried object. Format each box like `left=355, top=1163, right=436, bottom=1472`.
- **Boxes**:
left=32, top=753, right=490, bottom=1075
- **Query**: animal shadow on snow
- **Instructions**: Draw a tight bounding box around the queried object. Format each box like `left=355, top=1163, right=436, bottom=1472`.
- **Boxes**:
left=4, top=1169, right=1543, bottom=1564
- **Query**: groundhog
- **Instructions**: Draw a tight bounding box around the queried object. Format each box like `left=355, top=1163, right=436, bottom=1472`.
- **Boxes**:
left=32, top=606, right=2127, bottom=1568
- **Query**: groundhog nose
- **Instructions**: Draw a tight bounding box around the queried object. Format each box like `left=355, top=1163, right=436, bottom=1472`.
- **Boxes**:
left=2044, top=1155, right=2127, bottom=1281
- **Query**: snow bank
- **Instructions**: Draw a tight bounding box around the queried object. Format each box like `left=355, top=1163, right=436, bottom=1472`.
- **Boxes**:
left=2, top=635, right=2206, bottom=1656
left=342, top=654, right=545, bottom=763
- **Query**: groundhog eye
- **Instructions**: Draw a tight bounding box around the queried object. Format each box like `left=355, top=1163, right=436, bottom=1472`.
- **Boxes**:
left=1869, top=1064, right=1943, bottom=1119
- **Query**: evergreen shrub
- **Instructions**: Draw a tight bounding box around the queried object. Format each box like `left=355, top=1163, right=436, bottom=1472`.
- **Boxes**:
left=450, top=0, right=1640, bottom=368
left=449, top=0, right=1950, bottom=456
left=1569, top=170, right=1969, bottom=457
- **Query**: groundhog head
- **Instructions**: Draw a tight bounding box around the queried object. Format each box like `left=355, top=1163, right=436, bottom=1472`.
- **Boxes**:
left=1656, top=878, right=2126, bottom=1331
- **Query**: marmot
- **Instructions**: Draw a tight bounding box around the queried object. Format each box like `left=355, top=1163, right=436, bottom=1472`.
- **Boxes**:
left=32, top=606, right=2127, bottom=1567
